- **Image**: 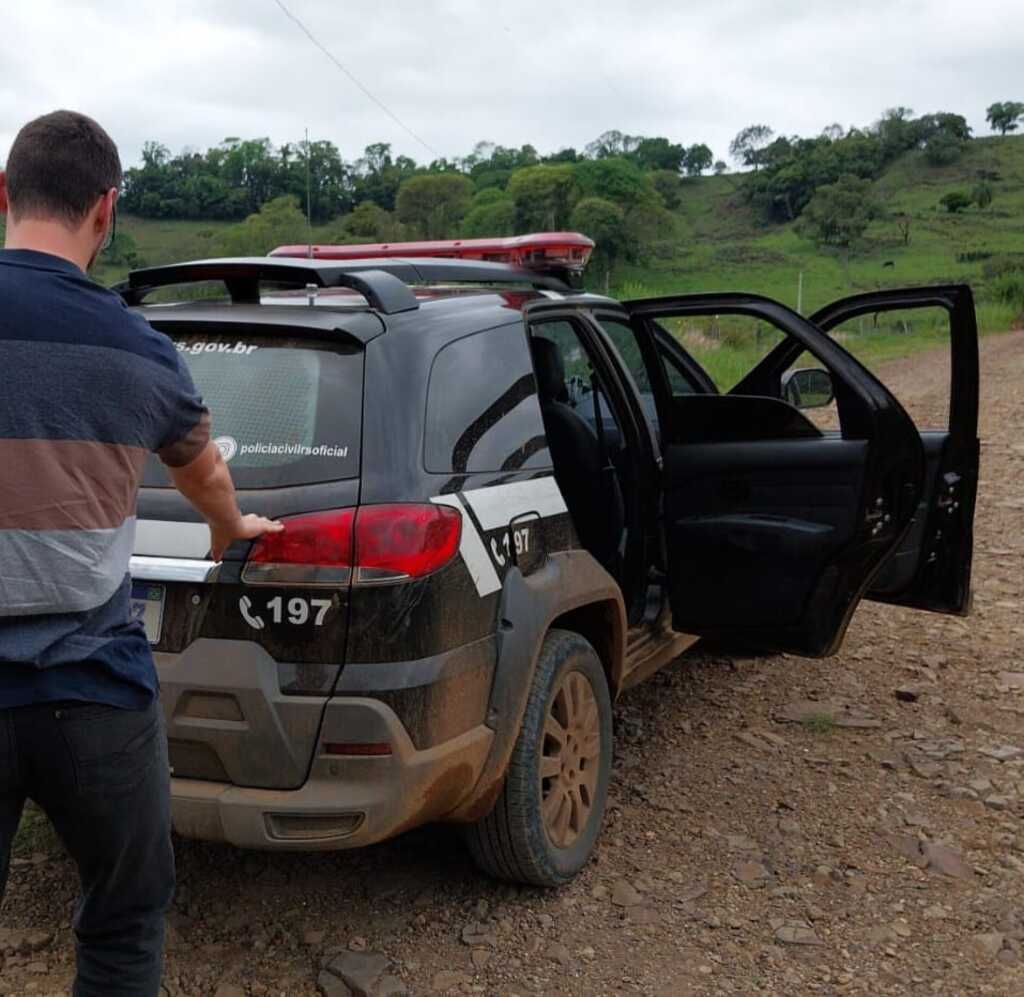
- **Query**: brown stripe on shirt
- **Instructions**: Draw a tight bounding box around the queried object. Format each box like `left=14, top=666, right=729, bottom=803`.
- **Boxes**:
left=157, top=410, right=211, bottom=468
left=0, top=438, right=148, bottom=531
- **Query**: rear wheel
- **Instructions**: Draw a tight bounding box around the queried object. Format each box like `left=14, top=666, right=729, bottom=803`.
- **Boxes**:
left=466, top=629, right=612, bottom=887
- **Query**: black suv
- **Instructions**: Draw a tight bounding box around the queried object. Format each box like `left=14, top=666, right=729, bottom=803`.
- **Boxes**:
left=122, top=246, right=979, bottom=887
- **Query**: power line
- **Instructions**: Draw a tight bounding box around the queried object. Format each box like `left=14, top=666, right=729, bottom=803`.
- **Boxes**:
left=271, top=0, right=441, bottom=159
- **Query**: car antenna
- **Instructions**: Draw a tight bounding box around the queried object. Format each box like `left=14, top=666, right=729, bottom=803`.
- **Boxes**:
left=305, top=126, right=314, bottom=260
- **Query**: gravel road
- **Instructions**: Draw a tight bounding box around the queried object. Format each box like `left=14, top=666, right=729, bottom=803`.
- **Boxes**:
left=2, top=331, right=1023, bottom=997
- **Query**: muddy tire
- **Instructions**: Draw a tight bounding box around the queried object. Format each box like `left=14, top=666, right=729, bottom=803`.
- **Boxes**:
left=466, top=628, right=613, bottom=887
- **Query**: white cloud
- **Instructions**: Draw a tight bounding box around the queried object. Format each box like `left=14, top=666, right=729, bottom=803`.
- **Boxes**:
left=2, top=0, right=1022, bottom=167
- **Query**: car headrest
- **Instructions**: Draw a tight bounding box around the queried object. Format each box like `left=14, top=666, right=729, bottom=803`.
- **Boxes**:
left=530, top=336, right=568, bottom=403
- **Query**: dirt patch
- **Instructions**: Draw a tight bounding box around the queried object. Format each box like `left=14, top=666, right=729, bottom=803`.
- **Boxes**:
left=2, top=332, right=1023, bottom=996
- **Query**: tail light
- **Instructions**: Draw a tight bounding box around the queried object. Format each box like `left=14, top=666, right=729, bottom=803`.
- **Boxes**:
left=244, top=508, right=355, bottom=585
left=242, top=504, right=461, bottom=586
left=353, top=504, right=462, bottom=583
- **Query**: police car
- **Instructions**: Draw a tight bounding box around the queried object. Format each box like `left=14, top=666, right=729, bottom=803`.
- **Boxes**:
left=122, top=233, right=979, bottom=886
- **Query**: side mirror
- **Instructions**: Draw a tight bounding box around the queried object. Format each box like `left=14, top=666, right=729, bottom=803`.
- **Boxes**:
left=782, top=368, right=835, bottom=409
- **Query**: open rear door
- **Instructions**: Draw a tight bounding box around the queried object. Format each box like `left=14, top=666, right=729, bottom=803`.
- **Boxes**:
left=625, top=292, right=935, bottom=657
left=810, top=286, right=979, bottom=615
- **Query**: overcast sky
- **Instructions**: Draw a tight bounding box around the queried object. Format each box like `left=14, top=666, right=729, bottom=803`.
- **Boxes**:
left=3, top=0, right=1021, bottom=169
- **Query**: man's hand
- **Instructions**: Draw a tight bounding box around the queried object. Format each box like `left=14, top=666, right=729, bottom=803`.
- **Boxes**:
left=210, top=514, right=284, bottom=561
left=167, top=441, right=284, bottom=560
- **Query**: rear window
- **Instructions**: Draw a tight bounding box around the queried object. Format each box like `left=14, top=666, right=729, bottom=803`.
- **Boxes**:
left=143, top=330, right=362, bottom=488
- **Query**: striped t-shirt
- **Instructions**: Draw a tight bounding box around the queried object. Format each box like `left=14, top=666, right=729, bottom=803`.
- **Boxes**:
left=0, top=249, right=210, bottom=708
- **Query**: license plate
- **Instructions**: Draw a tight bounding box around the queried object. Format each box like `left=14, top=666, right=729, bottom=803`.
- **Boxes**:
left=130, top=582, right=165, bottom=645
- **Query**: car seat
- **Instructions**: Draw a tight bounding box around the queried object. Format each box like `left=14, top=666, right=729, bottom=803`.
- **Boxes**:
left=530, top=336, right=625, bottom=572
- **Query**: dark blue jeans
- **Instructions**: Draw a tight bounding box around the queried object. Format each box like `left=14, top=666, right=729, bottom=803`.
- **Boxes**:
left=0, top=698, right=175, bottom=996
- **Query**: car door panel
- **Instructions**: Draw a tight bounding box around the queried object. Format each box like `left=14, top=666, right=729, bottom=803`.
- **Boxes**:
left=811, top=287, right=979, bottom=615
left=625, top=292, right=927, bottom=657
left=667, top=437, right=868, bottom=628
left=865, top=431, right=944, bottom=597
left=669, top=393, right=821, bottom=444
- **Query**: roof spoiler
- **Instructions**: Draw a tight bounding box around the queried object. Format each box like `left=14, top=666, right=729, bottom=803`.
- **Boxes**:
left=115, top=257, right=421, bottom=314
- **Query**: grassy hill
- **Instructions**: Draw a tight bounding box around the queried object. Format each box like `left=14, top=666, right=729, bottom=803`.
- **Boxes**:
left=100, top=136, right=1024, bottom=309
left=94, top=136, right=1023, bottom=385
left=612, top=135, right=1023, bottom=320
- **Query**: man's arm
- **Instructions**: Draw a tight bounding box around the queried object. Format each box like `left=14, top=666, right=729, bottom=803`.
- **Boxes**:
left=168, top=440, right=283, bottom=560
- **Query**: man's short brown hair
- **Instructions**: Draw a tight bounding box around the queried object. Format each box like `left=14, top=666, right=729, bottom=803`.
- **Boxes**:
left=5, top=110, right=122, bottom=226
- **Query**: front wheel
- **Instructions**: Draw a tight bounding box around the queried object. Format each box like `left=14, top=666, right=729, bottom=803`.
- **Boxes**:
left=466, top=629, right=613, bottom=887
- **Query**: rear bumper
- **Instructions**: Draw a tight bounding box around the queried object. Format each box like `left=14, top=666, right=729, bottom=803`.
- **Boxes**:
left=159, top=635, right=498, bottom=850
left=171, top=696, right=494, bottom=850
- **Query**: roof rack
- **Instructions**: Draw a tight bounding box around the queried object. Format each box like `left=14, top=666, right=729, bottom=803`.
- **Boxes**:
left=116, top=257, right=421, bottom=314
left=294, top=256, right=572, bottom=290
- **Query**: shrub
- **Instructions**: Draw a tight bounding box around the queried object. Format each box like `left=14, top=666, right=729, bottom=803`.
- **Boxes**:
left=992, top=273, right=1024, bottom=309
left=938, top=191, right=972, bottom=214
left=981, top=254, right=1024, bottom=279
left=972, top=181, right=994, bottom=209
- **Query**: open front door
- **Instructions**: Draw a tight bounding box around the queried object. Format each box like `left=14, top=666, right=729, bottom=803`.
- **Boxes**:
left=624, top=292, right=935, bottom=657
left=810, top=286, right=979, bottom=615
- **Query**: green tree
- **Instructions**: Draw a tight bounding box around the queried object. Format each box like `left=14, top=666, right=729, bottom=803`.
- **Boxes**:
left=683, top=143, right=714, bottom=177
left=353, top=143, right=418, bottom=211
left=796, top=174, right=880, bottom=277
left=570, top=197, right=626, bottom=290
left=918, top=113, right=971, bottom=166
left=972, top=181, right=994, bottom=210
left=215, top=138, right=280, bottom=214
left=622, top=202, right=676, bottom=261
left=873, top=107, right=917, bottom=161
left=507, top=164, right=577, bottom=230
left=713, top=160, right=728, bottom=175
left=215, top=195, right=309, bottom=256
left=100, top=231, right=142, bottom=268
left=895, top=212, right=912, bottom=246
left=335, top=201, right=406, bottom=241
left=743, top=130, right=886, bottom=222
left=650, top=170, right=684, bottom=209
left=923, top=112, right=972, bottom=142
left=729, top=124, right=774, bottom=170
left=939, top=191, right=972, bottom=214
left=465, top=142, right=539, bottom=180
left=631, top=137, right=686, bottom=173
left=584, top=130, right=642, bottom=160
left=461, top=194, right=516, bottom=237
left=395, top=173, right=474, bottom=238
left=573, top=158, right=658, bottom=209
left=542, top=147, right=581, bottom=164
left=986, top=101, right=1024, bottom=135
left=278, top=139, right=353, bottom=223
left=924, top=131, right=965, bottom=166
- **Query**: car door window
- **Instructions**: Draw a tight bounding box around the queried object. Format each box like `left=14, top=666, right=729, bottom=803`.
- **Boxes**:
left=811, top=306, right=952, bottom=432
left=592, top=316, right=660, bottom=438
left=592, top=317, right=652, bottom=391
left=530, top=320, right=624, bottom=442
left=741, top=305, right=956, bottom=434
left=655, top=314, right=786, bottom=394
left=657, top=341, right=702, bottom=396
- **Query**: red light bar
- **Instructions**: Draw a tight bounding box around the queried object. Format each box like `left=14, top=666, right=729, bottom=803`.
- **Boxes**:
left=270, top=231, right=594, bottom=274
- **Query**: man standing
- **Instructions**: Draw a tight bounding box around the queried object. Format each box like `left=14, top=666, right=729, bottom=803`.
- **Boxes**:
left=0, top=111, right=282, bottom=995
